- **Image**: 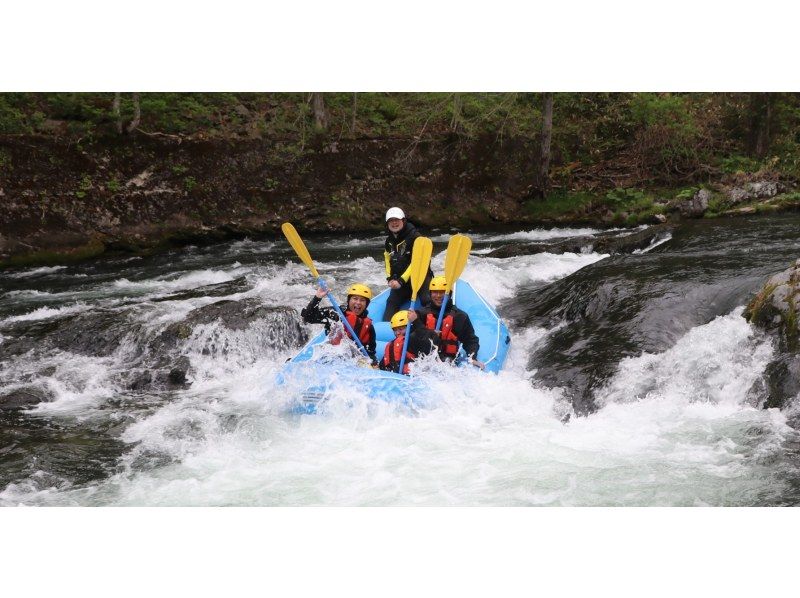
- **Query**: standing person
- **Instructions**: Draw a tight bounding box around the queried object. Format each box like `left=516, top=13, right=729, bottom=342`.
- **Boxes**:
left=379, top=310, right=440, bottom=375
left=301, top=283, right=377, bottom=365
left=382, top=206, right=433, bottom=321
left=407, top=276, right=485, bottom=370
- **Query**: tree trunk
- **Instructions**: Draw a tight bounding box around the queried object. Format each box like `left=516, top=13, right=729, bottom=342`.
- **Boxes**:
left=126, top=92, right=141, bottom=133
left=756, top=93, right=773, bottom=159
left=749, top=92, right=773, bottom=159
left=311, top=92, right=328, bottom=131
left=539, top=92, right=554, bottom=197
left=112, top=92, right=122, bottom=134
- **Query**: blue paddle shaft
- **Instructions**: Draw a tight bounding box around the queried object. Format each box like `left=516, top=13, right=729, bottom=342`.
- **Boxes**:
left=434, top=293, right=450, bottom=332
left=397, top=298, right=417, bottom=374
left=317, top=278, right=371, bottom=359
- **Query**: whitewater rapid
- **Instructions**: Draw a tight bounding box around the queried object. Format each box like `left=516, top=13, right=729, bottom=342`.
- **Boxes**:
left=1, top=225, right=797, bottom=506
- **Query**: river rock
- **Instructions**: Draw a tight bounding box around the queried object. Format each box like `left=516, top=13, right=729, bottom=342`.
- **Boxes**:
left=744, top=258, right=800, bottom=409
left=678, top=189, right=710, bottom=217
left=167, top=356, right=191, bottom=387
left=743, top=258, right=800, bottom=346
left=0, top=386, right=52, bottom=411
left=728, top=180, right=780, bottom=204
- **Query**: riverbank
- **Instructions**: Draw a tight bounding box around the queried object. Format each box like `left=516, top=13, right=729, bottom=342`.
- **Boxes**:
left=2, top=134, right=799, bottom=268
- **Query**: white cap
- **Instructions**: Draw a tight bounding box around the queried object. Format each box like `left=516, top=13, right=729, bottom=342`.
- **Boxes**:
left=385, top=207, right=405, bottom=221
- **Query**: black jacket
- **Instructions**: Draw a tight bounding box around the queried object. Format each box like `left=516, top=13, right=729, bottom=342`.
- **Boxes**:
left=300, top=296, right=377, bottom=363
left=415, top=302, right=480, bottom=358
left=378, top=325, right=441, bottom=372
left=384, top=221, right=431, bottom=284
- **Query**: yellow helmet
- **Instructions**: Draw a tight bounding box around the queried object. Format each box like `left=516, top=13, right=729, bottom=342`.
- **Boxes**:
left=429, top=276, right=449, bottom=292
left=346, top=283, right=372, bottom=302
left=390, top=310, right=409, bottom=328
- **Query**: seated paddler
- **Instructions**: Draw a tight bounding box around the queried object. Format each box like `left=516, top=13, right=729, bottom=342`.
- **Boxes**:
left=407, top=276, right=485, bottom=370
left=301, top=282, right=377, bottom=365
left=379, top=310, right=440, bottom=375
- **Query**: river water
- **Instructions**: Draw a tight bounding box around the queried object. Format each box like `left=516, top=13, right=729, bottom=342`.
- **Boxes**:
left=2, top=215, right=800, bottom=506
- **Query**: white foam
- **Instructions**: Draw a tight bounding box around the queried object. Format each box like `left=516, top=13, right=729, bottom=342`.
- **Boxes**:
left=111, top=269, right=237, bottom=294
left=597, top=309, right=773, bottom=409
left=3, top=302, right=89, bottom=323
left=471, top=227, right=616, bottom=244
left=5, top=265, right=68, bottom=278
left=461, top=251, right=608, bottom=305
left=633, top=232, right=672, bottom=254
left=3, top=229, right=798, bottom=507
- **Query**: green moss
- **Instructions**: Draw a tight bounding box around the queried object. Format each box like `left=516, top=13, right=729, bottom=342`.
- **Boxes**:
left=744, top=282, right=778, bottom=325
left=785, top=295, right=799, bottom=352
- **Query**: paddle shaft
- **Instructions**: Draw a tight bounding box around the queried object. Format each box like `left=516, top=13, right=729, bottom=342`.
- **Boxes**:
left=398, top=300, right=416, bottom=374
left=316, top=279, right=371, bottom=360
left=436, top=234, right=471, bottom=332
left=397, top=236, right=433, bottom=374
left=435, top=292, right=450, bottom=332
left=281, top=223, right=370, bottom=360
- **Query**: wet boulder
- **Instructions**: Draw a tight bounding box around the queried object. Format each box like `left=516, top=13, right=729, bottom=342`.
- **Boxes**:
left=167, top=356, right=191, bottom=387
left=743, top=258, right=800, bottom=351
left=0, top=309, right=143, bottom=358
left=0, top=386, right=52, bottom=411
left=131, top=299, right=308, bottom=391
left=155, top=299, right=307, bottom=351
left=744, top=258, right=800, bottom=409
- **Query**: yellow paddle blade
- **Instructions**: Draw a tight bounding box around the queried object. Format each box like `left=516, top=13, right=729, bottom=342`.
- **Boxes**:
left=409, top=236, right=433, bottom=301
left=281, top=222, right=319, bottom=279
left=444, top=234, right=472, bottom=291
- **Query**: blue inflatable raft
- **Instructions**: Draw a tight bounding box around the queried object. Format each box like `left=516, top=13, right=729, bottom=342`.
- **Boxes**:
left=278, top=279, right=511, bottom=413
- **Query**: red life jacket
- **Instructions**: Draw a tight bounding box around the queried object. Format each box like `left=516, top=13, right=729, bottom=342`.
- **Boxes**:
left=382, top=336, right=416, bottom=375
left=330, top=310, right=373, bottom=346
left=344, top=311, right=373, bottom=346
left=424, top=313, right=459, bottom=358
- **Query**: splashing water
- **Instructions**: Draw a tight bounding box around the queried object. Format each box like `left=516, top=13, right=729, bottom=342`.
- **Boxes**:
left=2, top=219, right=800, bottom=506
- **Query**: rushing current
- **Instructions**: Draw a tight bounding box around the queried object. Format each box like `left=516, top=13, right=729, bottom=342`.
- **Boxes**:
left=2, top=215, right=800, bottom=506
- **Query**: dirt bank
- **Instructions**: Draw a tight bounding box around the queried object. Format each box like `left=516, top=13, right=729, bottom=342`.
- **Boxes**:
left=0, top=134, right=558, bottom=266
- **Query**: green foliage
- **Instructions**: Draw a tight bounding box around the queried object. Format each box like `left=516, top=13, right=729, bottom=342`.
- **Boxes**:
left=605, top=187, right=645, bottom=205
left=630, top=94, right=695, bottom=132
left=0, top=95, right=31, bottom=134
left=183, top=176, right=197, bottom=192
left=74, top=174, right=92, bottom=198
left=705, top=194, right=727, bottom=215
left=107, top=178, right=121, bottom=193
left=523, top=190, right=598, bottom=219
left=0, top=148, right=10, bottom=171
left=171, top=164, right=189, bottom=175
left=779, top=191, right=800, bottom=203
left=720, top=154, right=761, bottom=173
left=3, top=92, right=800, bottom=186
left=675, top=187, right=698, bottom=201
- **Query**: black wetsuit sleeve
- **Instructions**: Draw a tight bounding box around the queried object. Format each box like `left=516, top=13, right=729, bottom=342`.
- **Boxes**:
left=365, top=323, right=377, bottom=364
left=300, top=296, right=339, bottom=332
